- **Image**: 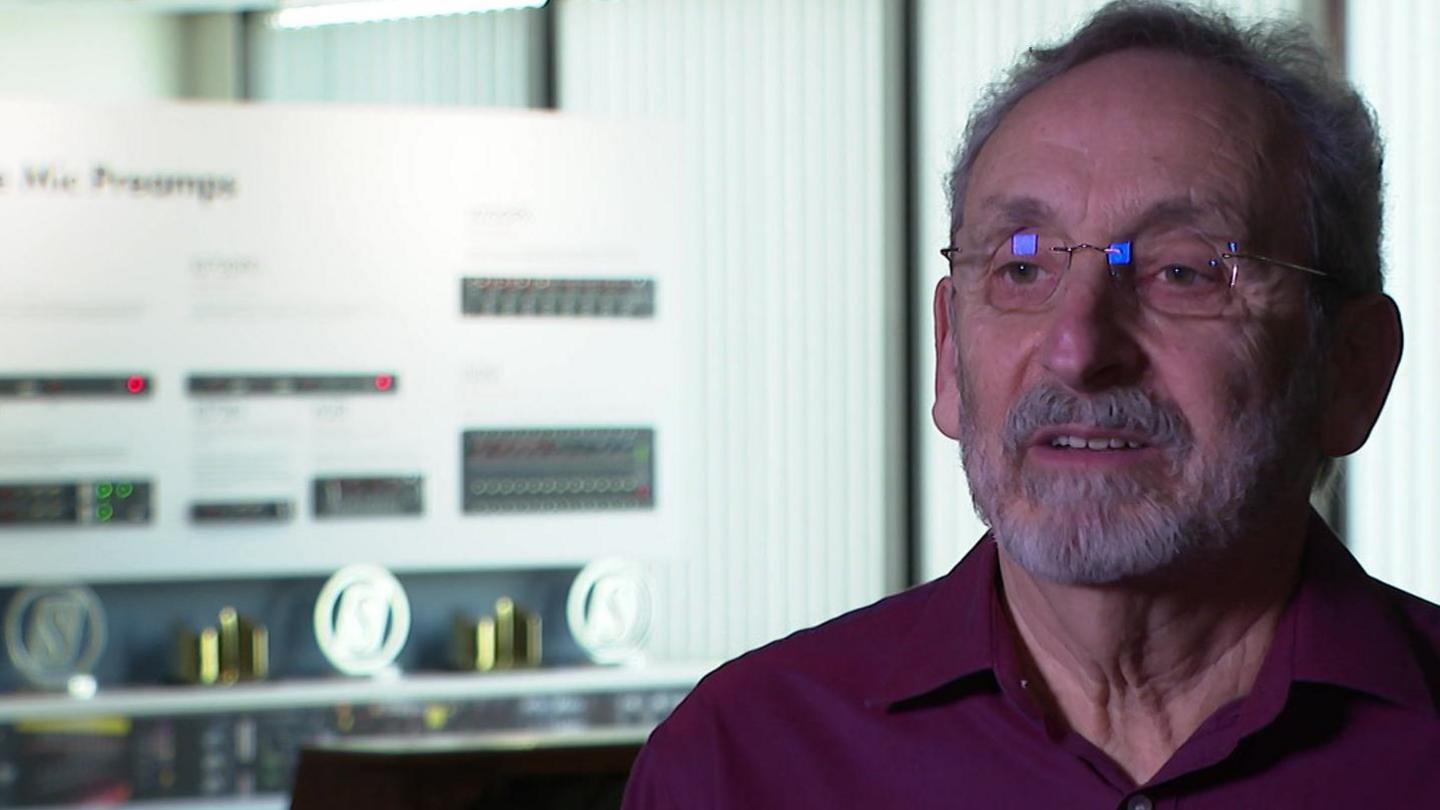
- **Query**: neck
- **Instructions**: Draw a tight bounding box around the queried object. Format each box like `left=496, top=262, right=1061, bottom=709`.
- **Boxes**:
left=997, top=506, right=1310, bottom=786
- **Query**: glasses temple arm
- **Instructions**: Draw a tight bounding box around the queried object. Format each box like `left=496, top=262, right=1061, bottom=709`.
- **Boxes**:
left=1222, top=250, right=1329, bottom=279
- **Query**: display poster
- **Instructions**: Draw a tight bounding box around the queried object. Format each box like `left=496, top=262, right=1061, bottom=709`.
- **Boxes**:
left=0, top=100, right=694, bottom=582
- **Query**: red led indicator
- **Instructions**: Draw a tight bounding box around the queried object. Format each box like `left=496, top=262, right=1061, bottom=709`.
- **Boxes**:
left=126, top=376, right=148, bottom=394
left=374, top=374, right=395, bottom=392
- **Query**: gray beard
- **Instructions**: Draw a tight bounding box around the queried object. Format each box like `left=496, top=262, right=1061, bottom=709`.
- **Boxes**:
left=957, top=353, right=1321, bottom=585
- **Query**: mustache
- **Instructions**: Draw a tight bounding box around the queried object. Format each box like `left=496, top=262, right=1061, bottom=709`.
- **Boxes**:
left=1002, top=385, right=1192, bottom=455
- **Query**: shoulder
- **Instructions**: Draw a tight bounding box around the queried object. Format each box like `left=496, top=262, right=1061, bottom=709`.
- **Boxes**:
left=692, top=575, right=947, bottom=709
left=1373, top=577, right=1440, bottom=655
left=1358, top=574, right=1440, bottom=717
left=621, top=579, right=950, bottom=809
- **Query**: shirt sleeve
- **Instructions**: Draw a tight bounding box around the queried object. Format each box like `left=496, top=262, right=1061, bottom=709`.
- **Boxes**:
left=621, top=734, right=686, bottom=810
left=622, top=690, right=717, bottom=810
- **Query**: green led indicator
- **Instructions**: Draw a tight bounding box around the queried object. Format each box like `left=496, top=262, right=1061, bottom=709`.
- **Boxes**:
left=116, top=483, right=134, bottom=499
left=96, top=483, right=114, bottom=500
left=97, top=504, right=114, bottom=522
left=633, top=446, right=651, bottom=461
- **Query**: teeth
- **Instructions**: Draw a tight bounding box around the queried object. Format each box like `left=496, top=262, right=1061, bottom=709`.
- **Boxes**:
left=1048, top=435, right=1145, bottom=450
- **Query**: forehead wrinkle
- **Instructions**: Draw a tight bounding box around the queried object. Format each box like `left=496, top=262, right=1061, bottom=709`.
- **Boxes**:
left=965, top=194, right=1062, bottom=248
left=1103, top=194, right=1250, bottom=240
left=968, top=192, right=1249, bottom=252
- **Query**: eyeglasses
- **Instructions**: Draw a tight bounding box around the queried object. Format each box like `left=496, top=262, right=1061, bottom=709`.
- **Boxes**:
left=940, top=229, right=1329, bottom=318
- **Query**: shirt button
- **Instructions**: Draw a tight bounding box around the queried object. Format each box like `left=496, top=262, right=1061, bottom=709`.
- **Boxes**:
left=1126, top=795, right=1154, bottom=810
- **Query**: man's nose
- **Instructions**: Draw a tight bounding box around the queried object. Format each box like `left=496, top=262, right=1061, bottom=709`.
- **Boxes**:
left=1039, top=252, right=1145, bottom=391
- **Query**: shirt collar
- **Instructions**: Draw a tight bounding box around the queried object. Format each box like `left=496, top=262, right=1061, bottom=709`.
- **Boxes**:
left=868, top=513, right=1438, bottom=715
left=1288, top=511, right=1436, bottom=714
left=867, top=535, right=999, bottom=708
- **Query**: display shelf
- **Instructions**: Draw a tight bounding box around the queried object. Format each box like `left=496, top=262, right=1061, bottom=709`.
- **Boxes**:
left=15, top=799, right=287, bottom=810
left=0, top=663, right=710, bottom=722
left=305, top=723, right=657, bottom=753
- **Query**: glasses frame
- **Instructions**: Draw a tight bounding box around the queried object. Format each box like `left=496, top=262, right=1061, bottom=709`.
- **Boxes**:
left=939, top=239, right=1329, bottom=284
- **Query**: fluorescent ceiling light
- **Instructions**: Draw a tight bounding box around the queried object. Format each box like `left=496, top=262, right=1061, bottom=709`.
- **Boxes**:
left=269, top=0, right=547, bottom=29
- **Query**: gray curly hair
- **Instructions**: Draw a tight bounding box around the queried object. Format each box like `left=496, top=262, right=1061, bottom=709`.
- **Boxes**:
left=946, top=0, right=1385, bottom=307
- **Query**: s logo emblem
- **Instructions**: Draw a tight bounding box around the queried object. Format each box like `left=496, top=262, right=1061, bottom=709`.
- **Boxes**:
left=4, top=585, right=106, bottom=689
left=313, top=565, right=410, bottom=676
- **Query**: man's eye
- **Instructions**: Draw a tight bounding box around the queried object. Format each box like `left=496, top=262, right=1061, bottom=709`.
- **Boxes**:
left=998, top=262, right=1043, bottom=284
left=1160, top=264, right=1199, bottom=285
left=1156, top=263, right=1221, bottom=286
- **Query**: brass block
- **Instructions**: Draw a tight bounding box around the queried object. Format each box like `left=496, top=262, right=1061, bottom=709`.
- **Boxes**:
left=240, top=620, right=269, bottom=681
left=515, top=612, right=542, bottom=669
left=175, top=608, right=270, bottom=686
left=217, top=607, right=240, bottom=685
left=176, top=627, right=220, bottom=686
left=452, top=598, right=542, bottom=672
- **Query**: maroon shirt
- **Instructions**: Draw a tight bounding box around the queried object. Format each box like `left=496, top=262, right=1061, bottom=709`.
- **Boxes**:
left=624, top=514, right=1440, bottom=808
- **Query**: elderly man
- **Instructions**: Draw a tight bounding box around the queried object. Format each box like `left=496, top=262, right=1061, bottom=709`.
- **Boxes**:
left=624, top=2, right=1437, bottom=807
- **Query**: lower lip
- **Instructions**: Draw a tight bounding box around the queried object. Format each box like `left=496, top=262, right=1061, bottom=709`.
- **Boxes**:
left=1027, top=444, right=1165, bottom=470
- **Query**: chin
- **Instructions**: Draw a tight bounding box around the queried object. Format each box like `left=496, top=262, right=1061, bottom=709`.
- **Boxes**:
left=987, top=489, right=1234, bottom=586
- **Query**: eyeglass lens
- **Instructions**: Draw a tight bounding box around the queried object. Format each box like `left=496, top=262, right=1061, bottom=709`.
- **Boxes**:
left=964, top=230, right=1236, bottom=317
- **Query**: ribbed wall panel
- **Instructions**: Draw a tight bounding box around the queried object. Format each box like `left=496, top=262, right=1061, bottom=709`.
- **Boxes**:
left=914, top=0, right=1312, bottom=582
left=246, top=10, right=544, bottom=106
left=1345, top=1, right=1440, bottom=602
left=558, top=0, right=904, bottom=663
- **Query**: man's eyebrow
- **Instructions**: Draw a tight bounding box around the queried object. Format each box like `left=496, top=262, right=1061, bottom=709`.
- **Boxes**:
left=966, top=195, right=1059, bottom=246
left=1125, top=197, right=1243, bottom=235
left=967, top=194, right=1246, bottom=243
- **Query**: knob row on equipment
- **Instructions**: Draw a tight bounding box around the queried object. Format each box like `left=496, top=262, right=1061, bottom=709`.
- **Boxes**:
left=467, top=476, right=645, bottom=497
left=461, top=277, right=655, bottom=319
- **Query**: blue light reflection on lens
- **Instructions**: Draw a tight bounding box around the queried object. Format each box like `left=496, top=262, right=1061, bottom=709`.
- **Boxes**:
left=1107, top=241, right=1132, bottom=265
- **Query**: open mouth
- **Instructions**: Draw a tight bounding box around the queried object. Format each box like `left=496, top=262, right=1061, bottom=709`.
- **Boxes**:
left=1047, top=435, right=1146, bottom=450
left=1029, top=427, right=1154, bottom=455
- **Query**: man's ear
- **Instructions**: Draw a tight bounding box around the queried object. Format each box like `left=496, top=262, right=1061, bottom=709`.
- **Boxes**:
left=1320, top=293, right=1403, bottom=457
left=933, top=276, right=963, bottom=440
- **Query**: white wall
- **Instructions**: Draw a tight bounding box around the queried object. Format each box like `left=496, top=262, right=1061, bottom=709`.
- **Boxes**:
left=247, top=9, right=545, bottom=105
left=559, top=0, right=907, bottom=663
left=0, top=10, right=183, bottom=100
left=1345, top=0, right=1440, bottom=603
